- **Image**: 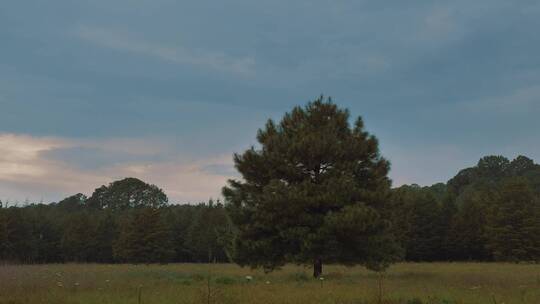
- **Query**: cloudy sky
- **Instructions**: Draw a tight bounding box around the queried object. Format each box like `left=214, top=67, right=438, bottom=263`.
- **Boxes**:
left=1, top=0, right=539, bottom=203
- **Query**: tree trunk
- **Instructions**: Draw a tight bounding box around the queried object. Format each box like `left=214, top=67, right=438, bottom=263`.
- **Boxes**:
left=313, top=258, right=323, bottom=278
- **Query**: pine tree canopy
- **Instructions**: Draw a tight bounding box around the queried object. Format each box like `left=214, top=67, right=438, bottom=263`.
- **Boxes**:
left=223, top=97, right=400, bottom=273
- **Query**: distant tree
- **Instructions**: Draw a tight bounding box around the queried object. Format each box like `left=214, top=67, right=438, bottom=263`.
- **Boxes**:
left=87, top=178, right=168, bottom=211
left=507, top=155, right=535, bottom=176
left=438, top=195, right=458, bottom=260
left=0, top=208, right=8, bottom=260
left=485, top=178, right=540, bottom=261
left=0, top=208, right=33, bottom=262
left=447, top=155, right=533, bottom=196
left=515, top=156, right=540, bottom=193
left=447, top=167, right=478, bottom=196
left=61, top=212, right=98, bottom=262
left=425, top=183, right=447, bottom=203
left=186, top=200, right=235, bottom=263
left=223, top=97, right=400, bottom=277
left=477, top=155, right=510, bottom=178
left=445, top=155, right=540, bottom=261
left=448, top=187, right=493, bottom=260
left=92, top=211, right=117, bottom=263
left=390, top=185, right=443, bottom=261
left=56, top=193, right=87, bottom=211
left=26, top=206, right=62, bottom=263
left=166, top=205, right=198, bottom=262
left=114, top=208, right=175, bottom=263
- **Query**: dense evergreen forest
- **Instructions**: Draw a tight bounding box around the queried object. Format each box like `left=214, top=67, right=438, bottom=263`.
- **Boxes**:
left=1, top=155, right=539, bottom=264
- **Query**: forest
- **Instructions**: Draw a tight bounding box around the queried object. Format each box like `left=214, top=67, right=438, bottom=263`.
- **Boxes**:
left=1, top=101, right=540, bottom=267
left=1, top=155, right=539, bottom=265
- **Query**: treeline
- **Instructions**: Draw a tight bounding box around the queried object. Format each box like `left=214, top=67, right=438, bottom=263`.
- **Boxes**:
left=1, top=156, right=540, bottom=264
left=390, top=155, right=540, bottom=262
left=0, top=178, right=235, bottom=264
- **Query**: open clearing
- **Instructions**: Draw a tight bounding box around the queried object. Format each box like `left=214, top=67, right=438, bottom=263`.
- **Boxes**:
left=1, top=263, right=539, bottom=304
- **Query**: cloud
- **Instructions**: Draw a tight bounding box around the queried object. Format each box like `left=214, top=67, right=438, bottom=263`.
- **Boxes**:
left=2, top=0, right=540, bottom=196
left=0, top=133, right=235, bottom=203
left=0, top=134, right=67, bottom=180
left=75, top=26, right=255, bottom=76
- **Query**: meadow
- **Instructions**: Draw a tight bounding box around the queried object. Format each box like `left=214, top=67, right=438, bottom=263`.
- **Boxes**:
left=1, top=263, right=539, bottom=304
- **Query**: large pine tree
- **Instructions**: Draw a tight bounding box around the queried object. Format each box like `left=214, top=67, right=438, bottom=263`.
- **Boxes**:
left=223, top=97, right=400, bottom=276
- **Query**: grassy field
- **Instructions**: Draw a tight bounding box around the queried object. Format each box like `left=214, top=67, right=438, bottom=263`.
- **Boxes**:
left=0, top=263, right=539, bottom=304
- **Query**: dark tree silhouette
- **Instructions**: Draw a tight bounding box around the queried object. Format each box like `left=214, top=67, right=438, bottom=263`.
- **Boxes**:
left=223, top=97, right=400, bottom=276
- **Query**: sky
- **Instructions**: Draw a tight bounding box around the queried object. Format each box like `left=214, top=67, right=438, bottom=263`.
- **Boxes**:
left=1, top=0, right=540, bottom=204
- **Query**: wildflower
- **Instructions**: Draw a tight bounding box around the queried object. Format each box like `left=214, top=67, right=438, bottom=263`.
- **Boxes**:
left=319, top=277, right=325, bottom=281
left=245, top=276, right=253, bottom=281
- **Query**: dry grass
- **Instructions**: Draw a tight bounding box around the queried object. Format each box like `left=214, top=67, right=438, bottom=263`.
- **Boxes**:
left=0, top=263, right=539, bottom=304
